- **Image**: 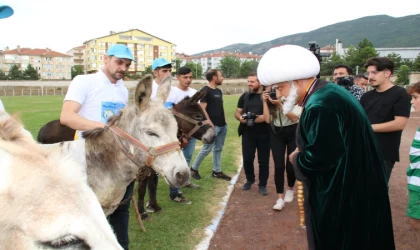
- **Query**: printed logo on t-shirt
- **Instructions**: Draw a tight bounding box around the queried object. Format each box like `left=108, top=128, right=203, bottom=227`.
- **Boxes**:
left=101, top=101, right=125, bottom=123
left=164, top=101, right=175, bottom=109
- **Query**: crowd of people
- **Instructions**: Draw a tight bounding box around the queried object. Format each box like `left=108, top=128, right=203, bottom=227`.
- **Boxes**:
left=2, top=4, right=420, bottom=250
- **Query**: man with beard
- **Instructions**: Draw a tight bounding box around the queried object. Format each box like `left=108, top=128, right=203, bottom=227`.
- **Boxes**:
left=333, top=64, right=365, bottom=101
left=234, top=73, right=270, bottom=195
left=360, top=57, right=411, bottom=183
left=257, top=45, right=395, bottom=250
left=60, top=44, right=136, bottom=250
left=191, top=69, right=231, bottom=181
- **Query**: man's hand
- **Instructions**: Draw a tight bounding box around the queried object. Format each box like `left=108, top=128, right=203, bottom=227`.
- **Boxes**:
left=239, top=116, right=247, bottom=124
left=289, top=148, right=300, bottom=163
left=254, top=115, right=266, bottom=123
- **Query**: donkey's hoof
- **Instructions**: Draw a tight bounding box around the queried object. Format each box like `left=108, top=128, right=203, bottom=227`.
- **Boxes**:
left=146, top=204, right=162, bottom=213
left=141, top=212, right=149, bottom=220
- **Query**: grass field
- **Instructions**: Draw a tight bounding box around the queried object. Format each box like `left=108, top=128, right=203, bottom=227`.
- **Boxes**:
left=1, top=94, right=242, bottom=250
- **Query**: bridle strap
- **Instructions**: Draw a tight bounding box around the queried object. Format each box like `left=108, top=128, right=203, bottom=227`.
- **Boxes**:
left=108, top=125, right=180, bottom=167
left=170, top=109, right=211, bottom=138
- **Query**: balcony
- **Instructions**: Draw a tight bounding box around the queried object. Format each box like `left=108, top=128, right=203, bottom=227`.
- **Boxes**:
left=74, top=52, right=83, bottom=56
left=74, top=59, right=84, bottom=63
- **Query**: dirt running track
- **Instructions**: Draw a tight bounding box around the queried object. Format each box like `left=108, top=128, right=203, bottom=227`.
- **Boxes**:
left=209, top=112, right=420, bottom=250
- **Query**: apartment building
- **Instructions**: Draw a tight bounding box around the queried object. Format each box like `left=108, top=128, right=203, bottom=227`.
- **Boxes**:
left=0, top=46, right=72, bottom=79
left=177, top=52, right=262, bottom=74
left=83, top=29, right=176, bottom=73
left=67, top=45, right=86, bottom=70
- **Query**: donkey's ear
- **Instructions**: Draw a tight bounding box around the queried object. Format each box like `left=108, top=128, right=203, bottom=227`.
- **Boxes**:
left=155, top=75, right=171, bottom=104
left=189, top=87, right=208, bottom=105
left=134, top=74, right=152, bottom=111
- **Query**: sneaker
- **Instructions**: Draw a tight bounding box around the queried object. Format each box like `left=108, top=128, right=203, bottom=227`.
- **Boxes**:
left=242, top=181, right=254, bottom=190
left=184, top=182, right=200, bottom=189
left=284, top=189, right=294, bottom=203
left=146, top=204, right=162, bottom=213
left=169, top=194, right=192, bottom=204
left=212, top=171, right=231, bottom=181
left=190, top=168, right=201, bottom=180
left=273, top=198, right=285, bottom=211
left=259, top=186, right=268, bottom=196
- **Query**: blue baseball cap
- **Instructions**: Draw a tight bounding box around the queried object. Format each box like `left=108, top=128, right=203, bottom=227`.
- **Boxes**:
left=106, top=44, right=137, bottom=63
left=152, top=58, right=172, bottom=70
left=0, top=5, right=14, bottom=19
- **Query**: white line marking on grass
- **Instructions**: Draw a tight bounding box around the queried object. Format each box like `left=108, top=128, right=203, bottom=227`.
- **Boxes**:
left=194, top=159, right=243, bottom=250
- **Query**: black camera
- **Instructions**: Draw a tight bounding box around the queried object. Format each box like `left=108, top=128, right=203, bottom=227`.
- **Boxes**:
left=241, top=112, right=257, bottom=127
left=336, top=76, right=354, bottom=89
left=269, top=89, right=277, bottom=100
left=308, top=41, right=322, bottom=79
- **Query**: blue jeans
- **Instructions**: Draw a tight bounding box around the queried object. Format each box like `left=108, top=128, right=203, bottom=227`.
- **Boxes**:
left=192, top=125, right=227, bottom=173
left=109, top=181, right=134, bottom=250
left=170, top=138, right=197, bottom=197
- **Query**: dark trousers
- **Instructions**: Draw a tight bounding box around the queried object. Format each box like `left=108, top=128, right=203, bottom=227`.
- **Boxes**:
left=270, top=124, right=297, bottom=194
left=109, top=181, right=135, bottom=250
left=242, top=131, right=270, bottom=186
left=383, top=160, right=395, bottom=184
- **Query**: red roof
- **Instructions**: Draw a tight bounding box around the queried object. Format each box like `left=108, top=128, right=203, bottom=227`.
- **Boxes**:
left=3, top=47, right=71, bottom=57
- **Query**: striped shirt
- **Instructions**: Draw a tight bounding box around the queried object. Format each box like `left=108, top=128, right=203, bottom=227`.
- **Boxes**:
left=407, top=127, right=420, bottom=192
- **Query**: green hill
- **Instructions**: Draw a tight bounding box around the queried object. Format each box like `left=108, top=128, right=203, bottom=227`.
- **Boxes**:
left=193, top=14, right=420, bottom=56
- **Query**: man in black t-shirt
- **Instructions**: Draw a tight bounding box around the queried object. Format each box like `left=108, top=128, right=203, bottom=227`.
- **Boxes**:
left=191, top=69, right=231, bottom=181
left=235, top=73, right=270, bottom=195
left=360, top=57, right=411, bottom=183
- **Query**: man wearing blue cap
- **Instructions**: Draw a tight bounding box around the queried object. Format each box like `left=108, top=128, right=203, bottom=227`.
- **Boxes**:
left=0, top=4, right=14, bottom=111
left=60, top=44, right=136, bottom=250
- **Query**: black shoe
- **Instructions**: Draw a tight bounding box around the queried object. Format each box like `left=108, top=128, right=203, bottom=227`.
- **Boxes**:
left=141, top=212, right=149, bottom=220
left=146, top=204, right=162, bottom=213
left=190, top=168, right=201, bottom=180
left=212, top=171, right=231, bottom=181
left=259, top=186, right=268, bottom=196
left=242, top=181, right=255, bottom=190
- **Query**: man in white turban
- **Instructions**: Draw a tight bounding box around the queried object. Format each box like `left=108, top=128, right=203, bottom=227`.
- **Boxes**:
left=258, top=45, right=395, bottom=250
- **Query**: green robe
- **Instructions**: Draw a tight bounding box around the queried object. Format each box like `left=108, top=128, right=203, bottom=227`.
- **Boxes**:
left=294, top=82, right=395, bottom=250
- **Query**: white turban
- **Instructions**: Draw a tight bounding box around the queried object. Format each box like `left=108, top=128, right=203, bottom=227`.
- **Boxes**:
left=257, top=45, right=320, bottom=86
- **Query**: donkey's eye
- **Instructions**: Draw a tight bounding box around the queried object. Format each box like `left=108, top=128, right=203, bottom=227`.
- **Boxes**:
left=146, top=131, right=159, bottom=137
left=193, top=114, right=203, bottom=120
left=40, top=235, right=89, bottom=249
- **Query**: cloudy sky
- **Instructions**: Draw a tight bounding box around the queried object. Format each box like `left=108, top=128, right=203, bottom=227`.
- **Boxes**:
left=1, top=0, right=419, bottom=55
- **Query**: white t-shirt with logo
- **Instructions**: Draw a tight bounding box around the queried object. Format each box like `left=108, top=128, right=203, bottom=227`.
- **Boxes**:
left=151, top=80, right=159, bottom=100
left=64, top=67, right=128, bottom=139
left=163, top=86, right=197, bottom=108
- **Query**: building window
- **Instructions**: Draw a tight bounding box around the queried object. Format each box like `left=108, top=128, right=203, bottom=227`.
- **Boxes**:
left=159, top=46, right=167, bottom=50
left=89, top=40, right=96, bottom=46
left=137, top=51, right=144, bottom=55
left=119, top=35, right=132, bottom=40
left=56, top=57, right=63, bottom=62
left=145, top=45, right=153, bottom=50
left=98, top=49, right=106, bottom=55
left=134, top=36, right=152, bottom=42
left=127, top=43, right=134, bottom=48
left=147, top=58, right=153, bottom=63
left=146, top=51, right=153, bottom=56
left=99, top=42, right=105, bottom=47
left=137, top=44, right=144, bottom=49
left=159, top=52, right=167, bottom=56
left=42, top=64, right=53, bottom=69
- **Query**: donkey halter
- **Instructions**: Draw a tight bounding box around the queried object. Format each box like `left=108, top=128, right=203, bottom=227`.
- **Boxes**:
left=107, top=125, right=180, bottom=167
left=170, top=109, right=211, bottom=139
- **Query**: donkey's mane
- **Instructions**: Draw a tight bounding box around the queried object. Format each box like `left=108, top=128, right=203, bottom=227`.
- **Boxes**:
left=82, top=111, right=124, bottom=139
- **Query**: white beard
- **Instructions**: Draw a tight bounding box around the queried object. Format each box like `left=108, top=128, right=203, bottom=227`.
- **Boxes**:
left=283, top=82, right=298, bottom=115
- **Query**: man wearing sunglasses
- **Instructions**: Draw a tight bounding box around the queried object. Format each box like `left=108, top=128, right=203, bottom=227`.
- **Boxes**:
left=360, top=57, right=411, bottom=183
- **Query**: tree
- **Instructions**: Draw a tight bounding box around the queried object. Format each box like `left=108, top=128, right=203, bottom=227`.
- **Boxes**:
left=320, top=52, right=344, bottom=77
left=143, top=65, right=153, bottom=75
left=396, top=65, right=410, bottom=85
left=344, top=39, right=378, bottom=73
left=413, top=54, right=420, bottom=71
left=175, top=59, right=182, bottom=73
left=0, top=70, right=7, bottom=80
left=7, top=65, right=23, bottom=80
left=402, top=59, right=414, bottom=71
left=387, top=52, right=402, bottom=70
left=219, top=55, right=240, bottom=78
left=23, top=64, right=40, bottom=80
left=185, top=62, right=202, bottom=79
left=71, top=65, right=84, bottom=79
left=238, top=60, right=259, bottom=77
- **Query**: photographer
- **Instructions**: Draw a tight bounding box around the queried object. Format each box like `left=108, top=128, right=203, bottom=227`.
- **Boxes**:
left=235, top=73, right=270, bottom=196
left=333, top=64, right=365, bottom=100
left=262, top=83, right=300, bottom=211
